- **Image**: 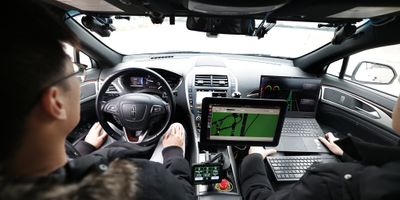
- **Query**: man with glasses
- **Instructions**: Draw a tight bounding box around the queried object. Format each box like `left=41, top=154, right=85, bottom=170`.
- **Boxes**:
left=0, top=1, right=193, bottom=199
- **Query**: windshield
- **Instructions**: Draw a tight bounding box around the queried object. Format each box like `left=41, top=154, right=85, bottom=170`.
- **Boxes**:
left=75, top=16, right=337, bottom=58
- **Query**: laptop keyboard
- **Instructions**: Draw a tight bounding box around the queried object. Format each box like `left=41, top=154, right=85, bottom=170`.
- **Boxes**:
left=281, top=119, right=323, bottom=137
left=266, top=155, right=338, bottom=181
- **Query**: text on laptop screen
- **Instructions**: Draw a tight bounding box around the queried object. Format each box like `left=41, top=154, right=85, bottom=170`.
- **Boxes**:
left=207, top=104, right=281, bottom=142
left=259, top=76, right=321, bottom=113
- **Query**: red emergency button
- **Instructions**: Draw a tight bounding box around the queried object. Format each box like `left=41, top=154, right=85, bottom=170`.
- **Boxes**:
left=219, top=179, right=229, bottom=190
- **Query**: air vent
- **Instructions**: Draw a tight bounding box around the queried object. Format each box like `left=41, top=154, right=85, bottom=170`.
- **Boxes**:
left=212, top=75, right=228, bottom=87
left=195, top=75, right=228, bottom=87
left=195, top=75, right=212, bottom=86
left=150, top=55, right=174, bottom=60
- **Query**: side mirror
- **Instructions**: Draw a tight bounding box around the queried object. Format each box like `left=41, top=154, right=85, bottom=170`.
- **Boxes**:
left=186, top=16, right=255, bottom=35
left=351, top=61, right=397, bottom=85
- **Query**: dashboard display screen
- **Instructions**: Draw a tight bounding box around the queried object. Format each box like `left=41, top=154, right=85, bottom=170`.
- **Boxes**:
left=130, top=77, right=144, bottom=87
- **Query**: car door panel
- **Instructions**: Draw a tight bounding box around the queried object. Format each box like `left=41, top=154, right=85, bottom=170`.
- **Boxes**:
left=317, top=76, right=399, bottom=145
left=318, top=103, right=398, bottom=145
left=321, top=86, right=392, bottom=127
left=322, top=75, right=397, bottom=112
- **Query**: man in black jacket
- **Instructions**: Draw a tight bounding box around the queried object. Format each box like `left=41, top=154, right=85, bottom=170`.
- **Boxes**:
left=0, top=1, right=194, bottom=199
left=240, top=95, right=400, bottom=200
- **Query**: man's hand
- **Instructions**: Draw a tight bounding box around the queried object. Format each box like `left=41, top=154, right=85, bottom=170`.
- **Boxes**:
left=162, top=123, right=185, bottom=149
left=248, top=146, right=277, bottom=160
left=85, top=122, right=107, bottom=149
left=319, top=132, right=344, bottom=156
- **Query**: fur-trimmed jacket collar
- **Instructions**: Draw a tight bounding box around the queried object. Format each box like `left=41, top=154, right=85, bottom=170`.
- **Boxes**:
left=0, top=146, right=194, bottom=200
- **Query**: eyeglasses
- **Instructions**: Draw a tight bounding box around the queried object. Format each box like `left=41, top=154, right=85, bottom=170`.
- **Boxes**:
left=28, top=62, right=88, bottom=111
left=47, top=62, right=88, bottom=87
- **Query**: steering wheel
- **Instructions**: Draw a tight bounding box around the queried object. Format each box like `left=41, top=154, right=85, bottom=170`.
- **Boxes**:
left=95, top=67, right=176, bottom=145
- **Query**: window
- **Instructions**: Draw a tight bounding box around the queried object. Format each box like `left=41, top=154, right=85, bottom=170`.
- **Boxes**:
left=79, top=52, right=93, bottom=69
left=327, top=44, right=400, bottom=97
left=64, top=43, right=93, bottom=69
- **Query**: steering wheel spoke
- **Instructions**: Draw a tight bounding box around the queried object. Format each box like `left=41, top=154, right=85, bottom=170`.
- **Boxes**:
left=102, top=100, right=119, bottom=115
left=122, top=128, right=148, bottom=143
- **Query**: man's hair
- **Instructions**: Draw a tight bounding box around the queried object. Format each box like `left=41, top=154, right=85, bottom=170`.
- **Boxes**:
left=2, top=0, right=79, bottom=162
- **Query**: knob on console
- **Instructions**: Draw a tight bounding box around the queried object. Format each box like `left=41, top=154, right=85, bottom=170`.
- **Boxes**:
left=231, top=91, right=241, bottom=98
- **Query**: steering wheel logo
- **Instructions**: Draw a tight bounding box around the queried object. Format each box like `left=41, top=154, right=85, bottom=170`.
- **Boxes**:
left=130, top=105, right=137, bottom=119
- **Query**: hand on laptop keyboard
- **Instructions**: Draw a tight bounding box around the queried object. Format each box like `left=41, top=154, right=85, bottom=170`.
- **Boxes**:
left=318, top=132, right=343, bottom=156
left=249, top=146, right=277, bottom=159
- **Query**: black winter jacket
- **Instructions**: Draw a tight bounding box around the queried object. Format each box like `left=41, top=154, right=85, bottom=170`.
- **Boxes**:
left=0, top=142, right=195, bottom=200
left=240, top=136, right=400, bottom=200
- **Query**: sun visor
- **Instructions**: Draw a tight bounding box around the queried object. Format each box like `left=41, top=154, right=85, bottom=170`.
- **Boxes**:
left=328, top=6, right=400, bottom=18
left=182, top=0, right=288, bottom=15
left=53, top=0, right=123, bottom=12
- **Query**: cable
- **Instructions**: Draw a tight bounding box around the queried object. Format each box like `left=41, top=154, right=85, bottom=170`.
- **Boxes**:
left=233, top=145, right=247, bottom=151
left=205, top=152, right=223, bottom=164
left=252, top=12, right=275, bottom=39
left=253, top=12, right=271, bottom=36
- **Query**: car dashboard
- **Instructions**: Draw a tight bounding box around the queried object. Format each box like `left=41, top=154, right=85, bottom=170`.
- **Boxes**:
left=95, top=53, right=309, bottom=128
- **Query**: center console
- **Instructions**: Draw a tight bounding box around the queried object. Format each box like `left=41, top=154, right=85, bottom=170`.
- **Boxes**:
left=195, top=146, right=242, bottom=200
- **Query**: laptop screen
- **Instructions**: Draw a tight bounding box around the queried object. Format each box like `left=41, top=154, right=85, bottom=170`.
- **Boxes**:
left=259, top=76, right=321, bottom=117
left=200, top=98, right=287, bottom=146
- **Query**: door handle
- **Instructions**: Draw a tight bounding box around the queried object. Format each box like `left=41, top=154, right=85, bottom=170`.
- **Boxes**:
left=354, top=106, right=380, bottom=119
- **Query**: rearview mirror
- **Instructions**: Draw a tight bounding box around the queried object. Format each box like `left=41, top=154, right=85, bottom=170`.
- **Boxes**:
left=81, top=15, right=115, bottom=37
left=186, top=16, right=255, bottom=35
left=352, top=61, right=397, bottom=84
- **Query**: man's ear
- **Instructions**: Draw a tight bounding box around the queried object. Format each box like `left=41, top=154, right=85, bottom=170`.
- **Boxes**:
left=40, top=86, right=67, bottom=120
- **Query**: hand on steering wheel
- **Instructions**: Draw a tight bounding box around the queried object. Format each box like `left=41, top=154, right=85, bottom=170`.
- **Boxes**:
left=85, top=122, right=108, bottom=149
left=96, top=67, right=176, bottom=145
left=162, top=123, right=185, bottom=150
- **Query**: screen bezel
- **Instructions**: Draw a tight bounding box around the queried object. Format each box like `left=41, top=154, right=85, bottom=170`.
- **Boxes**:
left=259, top=75, right=322, bottom=118
left=200, top=97, right=287, bottom=146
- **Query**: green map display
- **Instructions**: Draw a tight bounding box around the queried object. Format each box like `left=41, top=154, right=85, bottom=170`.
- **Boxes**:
left=210, top=112, right=279, bottom=137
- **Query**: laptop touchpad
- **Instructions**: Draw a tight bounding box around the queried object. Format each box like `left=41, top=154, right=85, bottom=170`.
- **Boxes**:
left=277, top=137, right=307, bottom=152
left=303, top=138, right=328, bottom=152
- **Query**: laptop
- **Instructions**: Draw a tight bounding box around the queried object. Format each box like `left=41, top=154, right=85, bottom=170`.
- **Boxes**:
left=259, top=76, right=329, bottom=153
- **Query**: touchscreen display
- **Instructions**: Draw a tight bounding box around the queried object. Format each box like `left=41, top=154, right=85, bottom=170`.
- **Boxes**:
left=209, top=105, right=280, bottom=142
left=200, top=98, right=287, bottom=146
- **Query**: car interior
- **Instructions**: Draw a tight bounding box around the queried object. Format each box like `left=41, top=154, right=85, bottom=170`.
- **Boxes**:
left=42, top=0, right=400, bottom=199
